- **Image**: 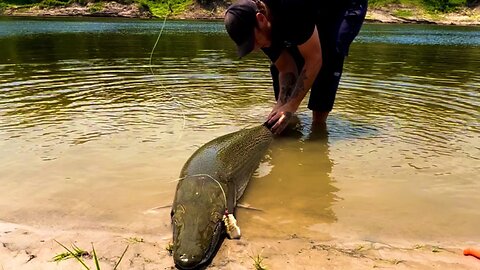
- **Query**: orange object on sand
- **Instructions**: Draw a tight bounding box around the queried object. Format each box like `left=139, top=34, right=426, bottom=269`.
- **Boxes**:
left=464, top=248, right=480, bottom=259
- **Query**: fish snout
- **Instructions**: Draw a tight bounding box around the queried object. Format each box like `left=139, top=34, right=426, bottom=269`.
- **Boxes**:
left=174, top=252, right=203, bottom=269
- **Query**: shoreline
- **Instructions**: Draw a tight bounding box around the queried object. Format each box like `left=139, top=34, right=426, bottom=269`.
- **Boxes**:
left=1, top=3, right=480, bottom=26
left=1, top=219, right=478, bottom=269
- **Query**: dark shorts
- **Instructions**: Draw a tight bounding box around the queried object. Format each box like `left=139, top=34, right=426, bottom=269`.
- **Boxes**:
left=270, top=0, right=368, bottom=112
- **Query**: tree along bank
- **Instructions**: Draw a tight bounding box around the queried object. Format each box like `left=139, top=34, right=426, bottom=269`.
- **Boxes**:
left=0, top=0, right=479, bottom=25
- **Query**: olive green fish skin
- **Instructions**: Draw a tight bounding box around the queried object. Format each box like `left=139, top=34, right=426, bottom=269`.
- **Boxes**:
left=171, top=125, right=273, bottom=269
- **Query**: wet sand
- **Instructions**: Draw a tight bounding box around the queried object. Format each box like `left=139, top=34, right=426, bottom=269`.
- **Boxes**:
left=1, top=220, right=478, bottom=269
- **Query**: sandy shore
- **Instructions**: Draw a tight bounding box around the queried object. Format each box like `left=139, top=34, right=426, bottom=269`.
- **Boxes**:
left=1, top=220, right=478, bottom=269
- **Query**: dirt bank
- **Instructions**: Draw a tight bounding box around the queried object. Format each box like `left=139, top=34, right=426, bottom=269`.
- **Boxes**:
left=1, top=2, right=152, bottom=18
left=2, top=2, right=480, bottom=25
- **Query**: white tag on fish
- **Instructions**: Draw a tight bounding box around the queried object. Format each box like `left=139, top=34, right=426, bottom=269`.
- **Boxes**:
left=223, top=214, right=241, bottom=239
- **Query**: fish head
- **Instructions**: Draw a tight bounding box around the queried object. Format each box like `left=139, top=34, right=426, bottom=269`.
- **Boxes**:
left=171, top=176, right=226, bottom=269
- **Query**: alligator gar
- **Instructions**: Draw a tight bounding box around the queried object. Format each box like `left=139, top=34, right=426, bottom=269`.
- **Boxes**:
left=171, top=124, right=273, bottom=269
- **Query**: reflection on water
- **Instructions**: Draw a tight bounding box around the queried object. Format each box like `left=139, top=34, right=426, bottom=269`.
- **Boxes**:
left=241, top=121, right=338, bottom=238
left=241, top=115, right=386, bottom=238
left=357, top=24, right=480, bottom=46
left=0, top=18, right=479, bottom=244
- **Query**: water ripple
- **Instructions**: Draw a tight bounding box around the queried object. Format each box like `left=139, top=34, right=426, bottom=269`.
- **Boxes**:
left=1, top=24, right=479, bottom=166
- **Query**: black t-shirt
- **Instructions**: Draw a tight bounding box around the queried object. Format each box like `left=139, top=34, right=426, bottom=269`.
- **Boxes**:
left=262, top=0, right=349, bottom=62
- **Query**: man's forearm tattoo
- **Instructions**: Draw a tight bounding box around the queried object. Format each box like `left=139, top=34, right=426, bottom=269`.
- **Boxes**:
left=289, top=69, right=307, bottom=101
left=279, top=72, right=296, bottom=104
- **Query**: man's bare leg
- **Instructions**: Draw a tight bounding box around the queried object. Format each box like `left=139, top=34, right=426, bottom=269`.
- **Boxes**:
left=312, top=111, right=329, bottom=125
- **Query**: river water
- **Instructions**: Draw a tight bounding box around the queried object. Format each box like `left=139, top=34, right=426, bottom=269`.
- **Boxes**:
left=0, top=17, right=479, bottom=246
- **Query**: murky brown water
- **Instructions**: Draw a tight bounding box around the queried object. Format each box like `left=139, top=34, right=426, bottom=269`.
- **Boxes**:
left=0, top=18, right=479, bottom=246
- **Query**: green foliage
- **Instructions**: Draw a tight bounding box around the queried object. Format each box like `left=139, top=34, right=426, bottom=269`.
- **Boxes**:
left=1, top=0, right=42, bottom=5
left=394, top=9, right=414, bottom=16
left=143, top=0, right=192, bottom=17
left=68, top=0, right=92, bottom=5
left=88, top=1, right=103, bottom=12
left=366, top=0, right=469, bottom=11
left=54, top=240, right=129, bottom=270
left=137, top=1, right=149, bottom=11
left=423, top=0, right=469, bottom=11
left=67, top=0, right=88, bottom=6
left=368, top=0, right=402, bottom=7
left=0, top=0, right=476, bottom=16
left=466, top=0, right=479, bottom=6
left=39, top=0, right=69, bottom=7
left=250, top=253, right=268, bottom=270
left=196, top=0, right=228, bottom=6
left=112, top=0, right=134, bottom=4
left=52, top=243, right=90, bottom=262
left=367, top=0, right=424, bottom=8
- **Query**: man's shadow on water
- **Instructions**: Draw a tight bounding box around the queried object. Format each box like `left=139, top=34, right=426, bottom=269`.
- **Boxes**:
left=240, top=114, right=380, bottom=236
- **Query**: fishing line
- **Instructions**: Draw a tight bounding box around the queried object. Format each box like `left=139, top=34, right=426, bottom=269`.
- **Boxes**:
left=169, top=174, right=227, bottom=208
left=149, top=7, right=187, bottom=142
left=149, top=15, right=168, bottom=76
left=145, top=172, right=226, bottom=212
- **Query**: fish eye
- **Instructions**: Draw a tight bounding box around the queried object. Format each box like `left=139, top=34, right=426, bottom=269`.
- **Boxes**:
left=172, top=215, right=178, bottom=225
left=176, top=204, right=186, bottom=214
left=172, top=209, right=184, bottom=227
left=172, top=204, right=186, bottom=222
left=173, top=213, right=184, bottom=224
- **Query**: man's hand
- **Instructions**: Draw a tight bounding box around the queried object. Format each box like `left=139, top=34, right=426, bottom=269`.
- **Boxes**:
left=267, top=103, right=296, bottom=135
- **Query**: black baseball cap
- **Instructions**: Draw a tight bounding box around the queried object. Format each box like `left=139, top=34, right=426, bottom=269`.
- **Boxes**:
left=224, top=0, right=259, bottom=58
